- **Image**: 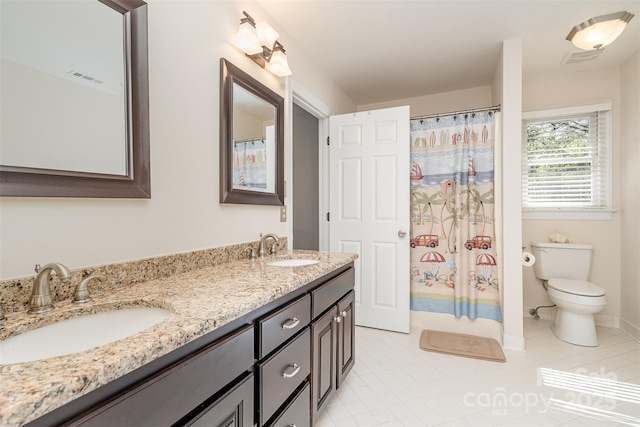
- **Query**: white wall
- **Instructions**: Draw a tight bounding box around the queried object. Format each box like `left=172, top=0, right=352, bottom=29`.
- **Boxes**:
left=521, top=67, right=623, bottom=327
left=357, top=85, right=492, bottom=115
left=0, top=0, right=354, bottom=280
left=620, top=50, right=640, bottom=341
left=494, top=40, right=524, bottom=351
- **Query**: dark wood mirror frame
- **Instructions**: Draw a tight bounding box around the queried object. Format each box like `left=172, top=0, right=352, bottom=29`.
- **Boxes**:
left=0, top=0, right=150, bottom=198
left=220, top=58, right=284, bottom=206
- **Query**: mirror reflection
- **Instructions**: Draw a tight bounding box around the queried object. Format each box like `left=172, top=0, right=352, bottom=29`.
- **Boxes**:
left=220, top=58, right=284, bottom=206
left=232, top=84, right=276, bottom=193
left=0, top=0, right=127, bottom=175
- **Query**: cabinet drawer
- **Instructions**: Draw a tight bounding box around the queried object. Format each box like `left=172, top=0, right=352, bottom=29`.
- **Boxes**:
left=268, top=381, right=310, bottom=427
left=71, top=325, right=254, bottom=427
left=258, top=328, right=311, bottom=426
left=187, top=374, right=254, bottom=427
left=311, top=267, right=354, bottom=318
left=258, top=294, right=310, bottom=358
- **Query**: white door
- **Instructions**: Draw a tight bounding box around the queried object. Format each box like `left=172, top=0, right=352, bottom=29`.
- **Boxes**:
left=329, top=106, right=410, bottom=333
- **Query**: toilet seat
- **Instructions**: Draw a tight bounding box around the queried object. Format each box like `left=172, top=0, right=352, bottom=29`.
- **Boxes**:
left=548, top=278, right=605, bottom=297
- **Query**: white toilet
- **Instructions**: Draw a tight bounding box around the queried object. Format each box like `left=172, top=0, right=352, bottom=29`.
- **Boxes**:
left=530, top=242, right=606, bottom=347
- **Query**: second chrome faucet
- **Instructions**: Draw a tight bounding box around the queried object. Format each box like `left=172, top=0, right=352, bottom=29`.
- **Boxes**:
left=259, top=233, right=280, bottom=257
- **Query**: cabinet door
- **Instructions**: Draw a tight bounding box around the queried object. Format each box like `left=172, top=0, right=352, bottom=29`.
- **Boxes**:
left=336, top=290, right=355, bottom=388
left=311, top=307, right=337, bottom=423
left=187, top=374, right=254, bottom=427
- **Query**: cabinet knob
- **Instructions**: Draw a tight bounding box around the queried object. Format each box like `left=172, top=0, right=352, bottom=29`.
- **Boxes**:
left=341, top=310, right=348, bottom=317
left=281, top=317, right=300, bottom=330
left=282, top=363, right=301, bottom=379
left=333, top=316, right=342, bottom=323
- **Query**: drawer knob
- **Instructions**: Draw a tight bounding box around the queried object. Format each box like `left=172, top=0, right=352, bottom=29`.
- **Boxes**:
left=333, top=316, right=342, bottom=323
left=281, top=317, right=300, bottom=330
left=282, top=363, right=300, bottom=379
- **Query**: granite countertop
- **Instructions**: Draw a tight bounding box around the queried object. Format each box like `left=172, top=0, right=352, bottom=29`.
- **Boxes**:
left=0, top=250, right=357, bottom=427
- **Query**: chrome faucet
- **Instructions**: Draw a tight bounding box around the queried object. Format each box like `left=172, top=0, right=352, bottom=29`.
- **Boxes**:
left=243, top=246, right=257, bottom=260
left=259, top=233, right=280, bottom=257
left=73, top=274, right=106, bottom=304
left=28, top=262, right=72, bottom=314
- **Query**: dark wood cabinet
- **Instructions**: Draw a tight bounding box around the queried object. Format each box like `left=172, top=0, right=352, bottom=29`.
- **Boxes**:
left=65, top=325, right=255, bottom=427
left=186, top=374, right=254, bottom=427
left=310, top=289, right=355, bottom=424
left=269, top=381, right=310, bottom=427
left=311, top=307, right=337, bottom=422
left=28, top=263, right=355, bottom=427
left=257, top=294, right=311, bottom=359
left=337, top=291, right=355, bottom=388
left=257, top=329, right=311, bottom=426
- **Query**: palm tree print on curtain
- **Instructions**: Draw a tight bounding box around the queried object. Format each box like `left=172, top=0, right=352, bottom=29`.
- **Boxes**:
left=409, top=111, right=501, bottom=321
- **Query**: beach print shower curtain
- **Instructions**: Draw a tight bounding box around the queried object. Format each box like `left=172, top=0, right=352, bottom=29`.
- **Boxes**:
left=409, top=111, right=502, bottom=321
left=233, top=138, right=268, bottom=191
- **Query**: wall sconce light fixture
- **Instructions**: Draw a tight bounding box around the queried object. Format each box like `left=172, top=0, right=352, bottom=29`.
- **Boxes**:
left=233, top=11, right=292, bottom=77
left=566, top=11, right=634, bottom=50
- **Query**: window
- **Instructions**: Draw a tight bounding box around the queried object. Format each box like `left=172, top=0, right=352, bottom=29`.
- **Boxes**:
left=522, top=102, right=612, bottom=220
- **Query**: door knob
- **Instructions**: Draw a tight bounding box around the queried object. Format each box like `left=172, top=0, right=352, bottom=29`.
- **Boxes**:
left=398, top=230, right=407, bottom=238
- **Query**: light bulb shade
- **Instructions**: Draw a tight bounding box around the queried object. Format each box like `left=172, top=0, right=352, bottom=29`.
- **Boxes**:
left=233, top=21, right=262, bottom=55
left=256, top=22, right=279, bottom=49
left=266, top=48, right=292, bottom=77
left=567, top=11, right=634, bottom=50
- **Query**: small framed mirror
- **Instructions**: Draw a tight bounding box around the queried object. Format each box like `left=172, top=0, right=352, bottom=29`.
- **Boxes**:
left=220, top=58, right=284, bottom=206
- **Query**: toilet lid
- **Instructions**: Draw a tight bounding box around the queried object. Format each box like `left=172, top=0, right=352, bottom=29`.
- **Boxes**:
left=547, top=279, right=605, bottom=296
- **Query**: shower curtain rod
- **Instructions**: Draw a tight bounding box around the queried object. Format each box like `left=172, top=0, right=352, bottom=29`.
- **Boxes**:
left=411, top=104, right=501, bottom=121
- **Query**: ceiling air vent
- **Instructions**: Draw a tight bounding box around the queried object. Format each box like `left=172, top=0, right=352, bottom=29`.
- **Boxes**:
left=562, top=49, right=605, bottom=64
left=66, top=70, right=104, bottom=85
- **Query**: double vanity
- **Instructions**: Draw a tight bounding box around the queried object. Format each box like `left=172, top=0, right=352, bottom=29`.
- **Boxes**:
left=0, top=249, right=357, bottom=427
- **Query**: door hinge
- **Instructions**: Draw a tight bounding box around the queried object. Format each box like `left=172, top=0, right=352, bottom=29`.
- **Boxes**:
left=326, top=136, right=330, bottom=146
left=326, top=212, right=330, bottom=221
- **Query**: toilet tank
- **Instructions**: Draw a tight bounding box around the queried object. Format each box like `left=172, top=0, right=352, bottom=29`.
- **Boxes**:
left=530, top=242, right=593, bottom=280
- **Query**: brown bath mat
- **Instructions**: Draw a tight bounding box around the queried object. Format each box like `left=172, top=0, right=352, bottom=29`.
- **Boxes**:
left=419, top=330, right=506, bottom=363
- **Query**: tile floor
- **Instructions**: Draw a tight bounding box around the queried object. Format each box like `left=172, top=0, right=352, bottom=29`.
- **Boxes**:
left=316, top=318, right=640, bottom=426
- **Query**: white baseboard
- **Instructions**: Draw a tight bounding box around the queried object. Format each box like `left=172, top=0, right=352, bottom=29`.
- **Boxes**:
left=594, top=314, right=620, bottom=328
left=502, top=333, right=526, bottom=351
left=620, top=318, right=640, bottom=343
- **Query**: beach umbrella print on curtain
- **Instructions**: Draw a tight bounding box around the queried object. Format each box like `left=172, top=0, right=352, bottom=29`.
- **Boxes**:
left=476, top=253, right=497, bottom=282
left=420, top=251, right=446, bottom=279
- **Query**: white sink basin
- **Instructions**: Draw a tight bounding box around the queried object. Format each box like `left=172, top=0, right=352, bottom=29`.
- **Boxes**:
left=267, top=259, right=320, bottom=267
left=0, top=307, right=170, bottom=364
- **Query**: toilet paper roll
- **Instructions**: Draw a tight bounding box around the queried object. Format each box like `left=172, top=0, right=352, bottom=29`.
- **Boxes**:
left=522, top=251, right=536, bottom=267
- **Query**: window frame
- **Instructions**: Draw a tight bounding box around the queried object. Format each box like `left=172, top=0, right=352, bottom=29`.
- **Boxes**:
left=521, top=102, right=613, bottom=221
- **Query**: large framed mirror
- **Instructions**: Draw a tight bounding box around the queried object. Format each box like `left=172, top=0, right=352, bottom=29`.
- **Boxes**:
left=0, top=0, right=150, bottom=198
left=220, top=58, right=284, bottom=206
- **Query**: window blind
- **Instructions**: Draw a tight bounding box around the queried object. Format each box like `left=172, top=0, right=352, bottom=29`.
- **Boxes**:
left=522, top=110, right=609, bottom=209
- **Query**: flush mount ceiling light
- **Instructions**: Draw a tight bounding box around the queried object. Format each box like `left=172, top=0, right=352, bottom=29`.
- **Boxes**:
left=566, top=11, right=634, bottom=50
left=232, top=11, right=292, bottom=77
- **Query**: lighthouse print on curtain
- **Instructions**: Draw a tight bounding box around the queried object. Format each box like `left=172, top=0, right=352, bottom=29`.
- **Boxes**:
left=409, top=111, right=502, bottom=321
